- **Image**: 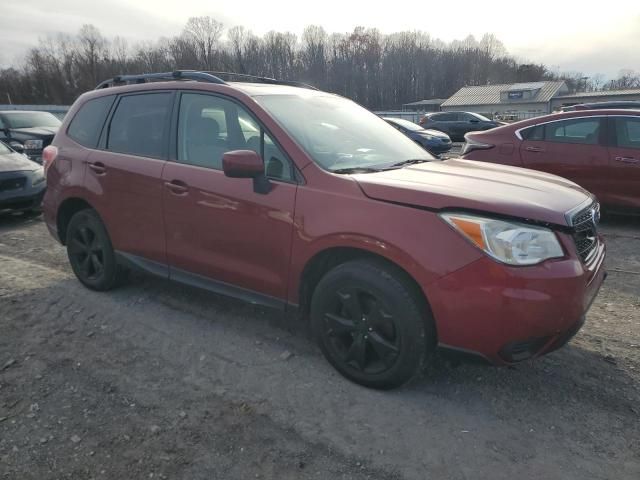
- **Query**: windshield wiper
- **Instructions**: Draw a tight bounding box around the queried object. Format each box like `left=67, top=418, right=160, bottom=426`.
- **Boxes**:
left=330, top=166, right=382, bottom=174
left=385, top=159, right=430, bottom=169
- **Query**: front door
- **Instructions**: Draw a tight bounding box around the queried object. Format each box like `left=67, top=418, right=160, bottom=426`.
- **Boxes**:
left=606, top=115, right=640, bottom=209
left=162, top=91, right=297, bottom=303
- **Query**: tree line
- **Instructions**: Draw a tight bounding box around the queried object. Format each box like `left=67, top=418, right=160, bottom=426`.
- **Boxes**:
left=1, top=17, right=638, bottom=110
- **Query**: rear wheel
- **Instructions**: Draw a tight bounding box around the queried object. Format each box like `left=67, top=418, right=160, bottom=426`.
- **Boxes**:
left=66, top=209, right=126, bottom=291
left=311, top=260, right=432, bottom=389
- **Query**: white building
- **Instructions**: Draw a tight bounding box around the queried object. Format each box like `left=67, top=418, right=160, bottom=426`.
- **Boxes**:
left=441, top=81, right=568, bottom=120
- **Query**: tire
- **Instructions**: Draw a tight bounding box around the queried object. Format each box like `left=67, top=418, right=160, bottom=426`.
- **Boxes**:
left=65, top=209, right=127, bottom=291
left=310, top=259, right=433, bottom=389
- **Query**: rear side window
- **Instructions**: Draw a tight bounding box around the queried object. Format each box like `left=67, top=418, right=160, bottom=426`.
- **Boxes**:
left=106, top=93, right=172, bottom=158
left=613, top=117, right=640, bottom=149
left=544, top=118, right=601, bottom=145
left=67, top=95, right=115, bottom=148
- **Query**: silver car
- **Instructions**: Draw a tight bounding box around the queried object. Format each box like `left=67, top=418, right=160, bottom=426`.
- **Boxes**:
left=0, top=140, right=46, bottom=214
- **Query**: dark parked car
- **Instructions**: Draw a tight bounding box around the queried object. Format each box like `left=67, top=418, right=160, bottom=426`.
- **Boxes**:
left=43, top=70, right=605, bottom=389
left=561, top=101, right=640, bottom=112
left=383, top=117, right=452, bottom=155
left=462, top=110, right=640, bottom=212
left=0, top=111, right=61, bottom=163
left=419, top=111, right=502, bottom=141
left=0, top=140, right=46, bottom=214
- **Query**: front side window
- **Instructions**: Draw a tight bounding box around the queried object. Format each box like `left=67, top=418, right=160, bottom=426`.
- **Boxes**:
left=107, top=93, right=172, bottom=158
left=68, top=95, right=115, bottom=148
left=255, top=94, right=433, bottom=172
left=0, top=141, right=11, bottom=154
left=544, top=118, right=601, bottom=145
left=470, top=112, right=491, bottom=122
left=613, top=117, right=640, bottom=149
left=177, top=93, right=293, bottom=180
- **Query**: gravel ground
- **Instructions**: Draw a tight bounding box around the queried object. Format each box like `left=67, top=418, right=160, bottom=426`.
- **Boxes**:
left=0, top=212, right=639, bottom=479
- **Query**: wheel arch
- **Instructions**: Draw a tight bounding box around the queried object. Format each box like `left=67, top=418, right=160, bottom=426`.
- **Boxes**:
left=297, top=246, right=437, bottom=344
left=56, top=197, right=98, bottom=245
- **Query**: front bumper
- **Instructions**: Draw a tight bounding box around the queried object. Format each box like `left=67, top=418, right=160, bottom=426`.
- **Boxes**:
left=429, top=235, right=606, bottom=365
left=0, top=171, right=46, bottom=213
left=423, top=140, right=453, bottom=154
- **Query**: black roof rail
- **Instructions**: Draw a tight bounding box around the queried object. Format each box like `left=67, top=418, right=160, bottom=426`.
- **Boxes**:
left=204, top=71, right=319, bottom=90
left=95, top=69, right=319, bottom=91
left=95, top=70, right=226, bottom=89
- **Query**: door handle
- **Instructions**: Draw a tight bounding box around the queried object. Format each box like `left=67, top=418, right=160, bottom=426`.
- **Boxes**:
left=525, top=146, right=544, bottom=153
left=88, top=161, right=106, bottom=174
left=615, top=156, right=639, bottom=164
left=164, top=180, right=189, bottom=195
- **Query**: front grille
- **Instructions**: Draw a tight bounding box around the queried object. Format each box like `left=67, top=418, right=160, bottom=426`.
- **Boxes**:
left=0, top=177, right=26, bottom=193
left=570, top=201, right=600, bottom=263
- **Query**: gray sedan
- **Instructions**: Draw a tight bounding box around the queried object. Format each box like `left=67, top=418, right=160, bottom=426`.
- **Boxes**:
left=0, top=141, right=46, bottom=214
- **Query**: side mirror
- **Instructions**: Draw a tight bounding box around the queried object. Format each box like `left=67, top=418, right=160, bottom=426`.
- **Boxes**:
left=222, top=150, right=271, bottom=194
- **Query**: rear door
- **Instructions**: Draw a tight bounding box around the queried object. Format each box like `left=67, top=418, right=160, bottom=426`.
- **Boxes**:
left=161, top=91, right=297, bottom=303
left=606, top=115, right=640, bottom=209
left=429, top=113, right=457, bottom=137
left=88, top=91, right=173, bottom=266
left=519, top=116, right=609, bottom=199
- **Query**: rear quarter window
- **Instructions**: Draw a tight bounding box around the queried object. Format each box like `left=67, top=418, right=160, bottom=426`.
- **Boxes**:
left=67, top=95, right=115, bottom=148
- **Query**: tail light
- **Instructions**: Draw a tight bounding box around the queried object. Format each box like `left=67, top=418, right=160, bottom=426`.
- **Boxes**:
left=42, top=145, right=58, bottom=174
left=419, top=116, right=427, bottom=125
left=461, top=136, right=494, bottom=156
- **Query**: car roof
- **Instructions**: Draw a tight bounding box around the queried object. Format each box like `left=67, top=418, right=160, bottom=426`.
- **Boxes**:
left=505, top=108, right=640, bottom=129
left=85, top=80, right=331, bottom=99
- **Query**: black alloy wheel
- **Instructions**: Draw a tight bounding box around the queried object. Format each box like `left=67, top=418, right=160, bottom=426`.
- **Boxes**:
left=323, top=287, right=400, bottom=375
left=311, top=259, right=432, bottom=389
left=68, top=224, right=105, bottom=281
left=66, top=209, right=126, bottom=291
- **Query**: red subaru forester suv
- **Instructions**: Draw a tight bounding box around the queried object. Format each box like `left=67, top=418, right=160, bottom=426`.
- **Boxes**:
left=42, top=71, right=606, bottom=389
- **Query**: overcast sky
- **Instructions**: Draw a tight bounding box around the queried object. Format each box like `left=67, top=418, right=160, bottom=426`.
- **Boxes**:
left=1, top=0, right=639, bottom=78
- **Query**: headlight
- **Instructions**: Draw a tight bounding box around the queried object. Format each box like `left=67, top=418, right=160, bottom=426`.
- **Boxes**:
left=440, top=213, right=564, bottom=266
left=32, top=170, right=46, bottom=186
left=23, top=139, right=43, bottom=150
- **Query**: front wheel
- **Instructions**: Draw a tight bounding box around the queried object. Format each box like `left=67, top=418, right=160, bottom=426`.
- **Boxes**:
left=66, top=209, right=127, bottom=291
left=310, top=259, right=433, bottom=389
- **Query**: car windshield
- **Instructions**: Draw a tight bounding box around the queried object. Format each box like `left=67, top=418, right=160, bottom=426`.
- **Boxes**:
left=256, top=94, right=434, bottom=172
left=2, top=112, right=61, bottom=129
left=471, top=112, right=491, bottom=121
left=386, top=118, right=423, bottom=131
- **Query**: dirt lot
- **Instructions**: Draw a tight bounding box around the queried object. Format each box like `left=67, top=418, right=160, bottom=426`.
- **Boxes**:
left=1, top=213, right=639, bottom=479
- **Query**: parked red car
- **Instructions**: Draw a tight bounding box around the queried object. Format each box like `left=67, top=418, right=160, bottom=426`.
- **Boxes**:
left=43, top=71, right=605, bottom=389
left=462, top=110, right=640, bottom=211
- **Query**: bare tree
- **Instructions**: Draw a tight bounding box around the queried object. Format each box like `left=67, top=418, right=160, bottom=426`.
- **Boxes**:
left=181, top=16, right=224, bottom=70
left=0, top=21, right=576, bottom=110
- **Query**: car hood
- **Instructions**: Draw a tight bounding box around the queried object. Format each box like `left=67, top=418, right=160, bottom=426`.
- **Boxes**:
left=421, top=129, right=450, bottom=139
left=10, top=126, right=59, bottom=137
left=0, top=152, right=41, bottom=172
left=352, top=159, right=592, bottom=226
